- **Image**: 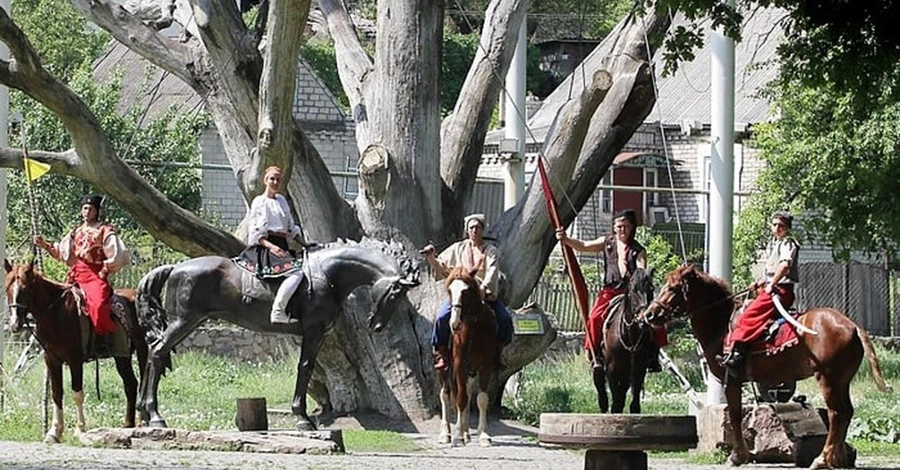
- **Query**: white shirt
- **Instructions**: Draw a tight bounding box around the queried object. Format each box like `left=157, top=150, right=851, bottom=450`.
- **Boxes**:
left=247, top=194, right=302, bottom=245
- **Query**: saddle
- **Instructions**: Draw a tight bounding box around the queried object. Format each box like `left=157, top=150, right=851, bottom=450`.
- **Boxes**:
left=724, top=309, right=801, bottom=357
left=73, top=291, right=132, bottom=360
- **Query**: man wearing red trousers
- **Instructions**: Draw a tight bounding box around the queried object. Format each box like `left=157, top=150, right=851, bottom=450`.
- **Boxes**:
left=556, top=209, right=667, bottom=372
left=724, top=211, right=799, bottom=377
left=35, top=195, right=131, bottom=346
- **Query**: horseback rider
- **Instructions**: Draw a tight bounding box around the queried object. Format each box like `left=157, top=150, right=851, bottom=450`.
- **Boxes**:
left=556, top=209, right=666, bottom=372
left=34, top=194, right=131, bottom=344
left=723, top=211, right=799, bottom=376
left=422, top=213, right=514, bottom=370
left=235, top=165, right=306, bottom=324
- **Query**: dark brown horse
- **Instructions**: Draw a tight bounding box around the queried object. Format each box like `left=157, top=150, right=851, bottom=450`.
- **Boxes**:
left=593, top=267, right=656, bottom=414
left=4, top=259, right=149, bottom=443
left=437, top=267, right=498, bottom=447
left=641, top=264, right=890, bottom=468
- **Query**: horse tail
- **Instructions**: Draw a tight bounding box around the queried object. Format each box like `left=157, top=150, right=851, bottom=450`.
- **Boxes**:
left=137, top=265, right=175, bottom=370
left=857, top=326, right=892, bottom=393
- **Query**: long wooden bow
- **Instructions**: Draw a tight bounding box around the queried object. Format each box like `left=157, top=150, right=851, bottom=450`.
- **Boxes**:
left=537, top=156, right=598, bottom=364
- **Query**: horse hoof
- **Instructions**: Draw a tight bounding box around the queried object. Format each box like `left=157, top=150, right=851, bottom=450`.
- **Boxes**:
left=808, top=457, right=829, bottom=470
left=149, top=418, right=168, bottom=428
left=728, top=453, right=745, bottom=467
left=43, top=433, right=60, bottom=444
left=437, top=434, right=450, bottom=445
left=295, top=419, right=316, bottom=431
left=479, top=436, right=492, bottom=447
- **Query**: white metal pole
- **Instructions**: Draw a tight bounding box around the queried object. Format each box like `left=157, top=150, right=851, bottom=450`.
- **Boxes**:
left=502, top=19, right=526, bottom=210
left=706, top=0, right=736, bottom=405
left=0, top=0, right=10, bottom=411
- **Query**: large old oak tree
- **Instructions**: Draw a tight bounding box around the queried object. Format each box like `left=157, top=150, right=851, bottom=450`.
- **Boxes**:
left=0, top=0, right=670, bottom=422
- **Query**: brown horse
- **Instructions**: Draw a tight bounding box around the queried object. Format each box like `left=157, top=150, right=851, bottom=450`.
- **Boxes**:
left=641, top=264, right=890, bottom=468
left=593, top=267, right=656, bottom=414
left=437, top=267, right=499, bottom=447
left=4, top=260, right=149, bottom=443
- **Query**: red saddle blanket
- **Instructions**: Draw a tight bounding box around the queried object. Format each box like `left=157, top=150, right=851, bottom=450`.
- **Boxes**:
left=724, top=319, right=800, bottom=357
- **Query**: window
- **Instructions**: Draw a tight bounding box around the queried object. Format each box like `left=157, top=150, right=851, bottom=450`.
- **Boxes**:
left=601, top=173, right=612, bottom=213
left=644, top=168, right=659, bottom=216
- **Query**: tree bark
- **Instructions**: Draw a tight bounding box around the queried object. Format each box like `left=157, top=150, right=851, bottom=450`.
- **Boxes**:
left=0, top=1, right=675, bottom=422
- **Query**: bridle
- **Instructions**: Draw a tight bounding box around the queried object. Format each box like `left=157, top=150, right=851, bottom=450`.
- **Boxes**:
left=645, top=278, right=751, bottom=324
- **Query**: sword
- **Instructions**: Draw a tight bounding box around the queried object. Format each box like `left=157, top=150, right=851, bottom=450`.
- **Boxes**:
left=772, top=292, right=818, bottom=336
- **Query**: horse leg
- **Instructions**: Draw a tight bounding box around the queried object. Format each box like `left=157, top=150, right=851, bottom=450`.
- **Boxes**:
left=629, top=367, right=648, bottom=414
left=292, top=325, right=326, bottom=431
left=68, top=361, right=86, bottom=435
left=114, top=356, right=139, bottom=427
left=607, top=374, right=629, bottom=414
left=142, top=316, right=205, bottom=428
left=43, top=356, right=64, bottom=444
left=476, top=369, right=492, bottom=447
left=438, top=373, right=452, bottom=444
left=453, top=367, right=469, bottom=446
left=725, top=381, right=750, bottom=466
left=591, top=354, right=609, bottom=413
left=812, top=377, right=854, bottom=469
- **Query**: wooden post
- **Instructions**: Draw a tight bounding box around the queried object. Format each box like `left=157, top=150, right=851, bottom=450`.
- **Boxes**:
left=236, top=397, right=268, bottom=431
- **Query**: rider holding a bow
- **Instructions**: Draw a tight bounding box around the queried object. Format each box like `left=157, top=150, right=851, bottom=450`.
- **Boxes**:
left=724, top=211, right=799, bottom=375
left=556, top=209, right=666, bottom=372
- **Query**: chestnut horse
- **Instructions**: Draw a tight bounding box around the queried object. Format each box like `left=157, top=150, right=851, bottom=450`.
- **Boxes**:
left=641, top=264, right=890, bottom=469
left=4, top=259, right=149, bottom=443
left=437, top=267, right=499, bottom=447
left=593, top=267, right=656, bottom=414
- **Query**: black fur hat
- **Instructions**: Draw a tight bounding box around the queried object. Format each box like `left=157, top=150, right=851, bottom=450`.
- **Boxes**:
left=613, top=209, right=638, bottom=227
left=81, top=194, right=103, bottom=211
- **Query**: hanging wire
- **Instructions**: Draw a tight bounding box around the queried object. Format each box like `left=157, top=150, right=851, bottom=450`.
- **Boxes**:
left=449, top=0, right=629, bottom=217
left=641, top=9, right=690, bottom=263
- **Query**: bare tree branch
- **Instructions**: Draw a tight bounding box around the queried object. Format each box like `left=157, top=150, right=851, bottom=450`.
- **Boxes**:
left=493, top=9, right=670, bottom=306
left=320, top=0, right=373, bottom=142
left=0, top=148, right=80, bottom=173
left=0, top=6, right=242, bottom=256
left=69, top=0, right=198, bottom=89
left=440, top=0, right=527, bottom=232
left=256, top=0, right=311, bottom=186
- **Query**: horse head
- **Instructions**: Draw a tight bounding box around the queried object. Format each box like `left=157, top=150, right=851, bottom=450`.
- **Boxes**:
left=627, top=268, right=655, bottom=312
left=4, top=258, right=39, bottom=333
left=445, top=267, right=482, bottom=334
left=368, top=275, right=418, bottom=332
left=641, top=264, right=697, bottom=327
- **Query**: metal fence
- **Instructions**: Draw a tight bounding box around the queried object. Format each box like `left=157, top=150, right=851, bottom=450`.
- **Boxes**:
left=530, top=260, right=897, bottom=335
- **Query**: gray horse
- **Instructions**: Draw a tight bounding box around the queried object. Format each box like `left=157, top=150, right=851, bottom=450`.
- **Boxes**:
left=135, top=239, right=419, bottom=430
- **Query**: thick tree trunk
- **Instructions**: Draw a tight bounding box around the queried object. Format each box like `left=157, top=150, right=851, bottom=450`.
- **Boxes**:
left=0, top=1, right=674, bottom=423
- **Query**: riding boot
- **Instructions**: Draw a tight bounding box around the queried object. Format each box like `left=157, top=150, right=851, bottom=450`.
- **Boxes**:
left=723, top=342, right=749, bottom=377
left=646, top=344, right=663, bottom=373
left=433, top=346, right=451, bottom=370
left=271, top=273, right=303, bottom=324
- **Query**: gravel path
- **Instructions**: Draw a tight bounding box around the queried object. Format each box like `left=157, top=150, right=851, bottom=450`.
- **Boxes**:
left=0, top=419, right=898, bottom=470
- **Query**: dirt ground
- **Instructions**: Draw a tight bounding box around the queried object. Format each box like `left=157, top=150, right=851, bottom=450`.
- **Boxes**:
left=0, top=417, right=898, bottom=470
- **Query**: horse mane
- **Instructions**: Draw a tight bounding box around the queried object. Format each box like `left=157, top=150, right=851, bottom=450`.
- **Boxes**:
left=332, top=237, right=421, bottom=286
left=668, top=264, right=739, bottom=313
left=445, top=267, right=479, bottom=291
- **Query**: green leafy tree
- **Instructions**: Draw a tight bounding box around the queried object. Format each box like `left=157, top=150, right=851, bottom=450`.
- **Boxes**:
left=6, top=0, right=207, bottom=258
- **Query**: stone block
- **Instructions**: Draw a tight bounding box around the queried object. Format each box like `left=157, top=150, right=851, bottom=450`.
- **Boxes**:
left=696, top=403, right=827, bottom=465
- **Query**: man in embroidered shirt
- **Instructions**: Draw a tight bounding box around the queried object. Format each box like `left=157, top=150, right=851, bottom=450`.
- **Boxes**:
left=421, top=214, right=513, bottom=370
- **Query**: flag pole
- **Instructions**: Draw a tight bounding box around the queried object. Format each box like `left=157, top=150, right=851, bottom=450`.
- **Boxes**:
left=20, top=120, right=43, bottom=271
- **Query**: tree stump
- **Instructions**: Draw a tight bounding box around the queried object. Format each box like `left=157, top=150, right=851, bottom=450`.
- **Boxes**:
left=236, top=397, right=268, bottom=431
left=539, top=414, right=698, bottom=470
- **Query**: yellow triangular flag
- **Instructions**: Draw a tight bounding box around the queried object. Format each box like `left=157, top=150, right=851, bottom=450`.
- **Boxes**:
left=24, top=157, right=50, bottom=183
